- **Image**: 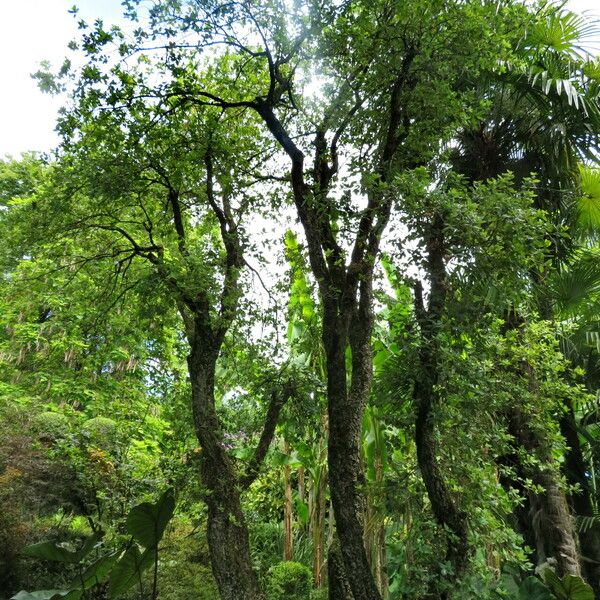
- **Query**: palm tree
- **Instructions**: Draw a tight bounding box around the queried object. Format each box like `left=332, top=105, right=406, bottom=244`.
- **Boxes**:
left=451, top=2, right=600, bottom=588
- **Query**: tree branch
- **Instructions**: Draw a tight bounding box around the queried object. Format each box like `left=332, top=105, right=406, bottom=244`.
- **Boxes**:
left=240, top=380, right=294, bottom=489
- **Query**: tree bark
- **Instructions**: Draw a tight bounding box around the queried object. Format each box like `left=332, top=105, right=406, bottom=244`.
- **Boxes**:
left=500, top=315, right=582, bottom=580
left=325, top=304, right=383, bottom=600
left=284, top=439, right=294, bottom=562
left=253, top=42, right=417, bottom=596
left=310, top=413, right=329, bottom=587
left=506, top=405, right=581, bottom=578
left=561, top=406, right=600, bottom=593
left=364, top=440, right=389, bottom=597
left=530, top=469, right=581, bottom=578
left=312, top=460, right=328, bottom=586
left=413, top=216, right=470, bottom=587
left=188, top=342, right=263, bottom=600
left=328, top=539, right=356, bottom=600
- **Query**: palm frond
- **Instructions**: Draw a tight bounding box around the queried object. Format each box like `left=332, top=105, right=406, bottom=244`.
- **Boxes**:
left=578, top=166, right=600, bottom=233
left=551, top=247, right=600, bottom=315
left=525, top=6, right=599, bottom=61
left=578, top=513, right=600, bottom=534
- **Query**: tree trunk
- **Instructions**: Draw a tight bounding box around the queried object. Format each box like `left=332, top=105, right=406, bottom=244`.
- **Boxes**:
left=496, top=451, right=539, bottom=565
left=374, top=455, right=389, bottom=597
left=364, top=428, right=388, bottom=597
left=299, top=466, right=306, bottom=503
left=508, top=407, right=581, bottom=579
left=328, top=539, right=355, bottom=600
left=414, top=379, right=469, bottom=581
left=561, top=406, right=600, bottom=593
left=530, top=471, right=581, bottom=578
left=325, top=308, right=383, bottom=600
left=284, top=440, right=294, bottom=562
left=312, top=465, right=328, bottom=586
left=312, top=412, right=329, bottom=587
left=413, top=216, right=470, bottom=586
left=188, top=341, right=262, bottom=600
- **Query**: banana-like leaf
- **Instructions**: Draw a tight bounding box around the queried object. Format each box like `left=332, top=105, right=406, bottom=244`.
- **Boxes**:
left=78, top=553, right=118, bottom=589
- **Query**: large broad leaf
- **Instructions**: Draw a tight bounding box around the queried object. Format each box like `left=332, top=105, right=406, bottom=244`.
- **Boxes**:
left=543, top=569, right=594, bottom=600
left=23, top=542, right=79, bottom=564
left=519, top=576, right=552, bottom=600
left=11, top=591, right=77, bottom=600
left=75, top=531, right=104, bottom=562
left=107, top=546, right=154, bottom=598
left=556, top=575, right=594, bottom=600
left=78, top=553, right=117, bottom=590
left=23, top=532, right=103, bottom=565
left=294, top=498, right=309, bottom=525
left=126, top=489, right=175, bottom=548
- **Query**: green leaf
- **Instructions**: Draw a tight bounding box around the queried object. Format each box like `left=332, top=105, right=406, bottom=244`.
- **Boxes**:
left=107, top=546, right=153, bottom=598
left=11, top=591, right=75, bottom=600
left=126, top=488, right=175, bottom=548
left=519, top=576, right=552, bottom=600
left=75, top=531, right=104, bottom=562
left=78, top=553, right=117, bottom=589
left=543, top=569, right=594, bottom=600
left=270, top=450, right=301, bottom=467
left=23, top=542, right=79, bottom=564
left=294, top=498, right=309, bottom=525
left=23, top=532, right=103, bottom=566
left=558, top=575, right=594, bottom=600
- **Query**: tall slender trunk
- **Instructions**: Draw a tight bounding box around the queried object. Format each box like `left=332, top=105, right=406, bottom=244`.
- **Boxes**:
left=311, top=411, right=329, bottom=587
left=531, top=471, right=581, bottom=577
left=312, top=465, right=328, bottom=586
left=365, top=448, right=388, bottom=597
left=413, top=216, right=470, bottom=588
left=188, top=340, right=262, bottom=600
left=561, top=406, right=600, bottom=593
left=506, top=406, right=581, bottom=578
left=284, top=439, right=294, bottom=562
left=325, top=299, right=383, bottom=600
left=414, top=378, right=469, bottom=582
left=299, top=466, right=306, bottom=503
left=496, top=451, right=539, bottom=565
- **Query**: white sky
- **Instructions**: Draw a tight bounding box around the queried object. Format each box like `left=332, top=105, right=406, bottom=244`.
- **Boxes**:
left=0, top=0, right=598, bottom=157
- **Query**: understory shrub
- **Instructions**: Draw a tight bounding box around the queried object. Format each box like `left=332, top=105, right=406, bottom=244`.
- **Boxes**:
left=266, top=561, right=312, bottom=600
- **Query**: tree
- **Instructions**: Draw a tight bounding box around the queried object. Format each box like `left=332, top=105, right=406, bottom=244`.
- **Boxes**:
left=450, top=3, right=600, bottom=587
left=17, top=77, right=296, bottom=597
left=18, top=1, right=599, bottom=598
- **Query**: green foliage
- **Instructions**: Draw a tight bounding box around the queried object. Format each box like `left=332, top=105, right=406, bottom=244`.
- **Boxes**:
left=158, top=523, right=218, bottom=600
left=266, top=561, right=312, bottom=600
left=12, top=490, right=175, bottom=600
left=499, top=570, right=594, bottom=600
left=81, top=417, right=118, bottom=448
left=542, top=570, right=594, bottom=600
left=33, top=413, right=69, bottom=441
left=125, top=488, right=175, bottom=549
left=24, top=531, right=102, bottom=564
left=2, top=0, right=600, bottom=598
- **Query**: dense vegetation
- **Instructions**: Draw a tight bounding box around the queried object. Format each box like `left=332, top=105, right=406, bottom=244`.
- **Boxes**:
left=2, top=1, right=600, bottom=599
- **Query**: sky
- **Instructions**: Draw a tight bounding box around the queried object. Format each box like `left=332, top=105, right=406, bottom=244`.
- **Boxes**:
left=0, top=0, right=598, bottom=158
